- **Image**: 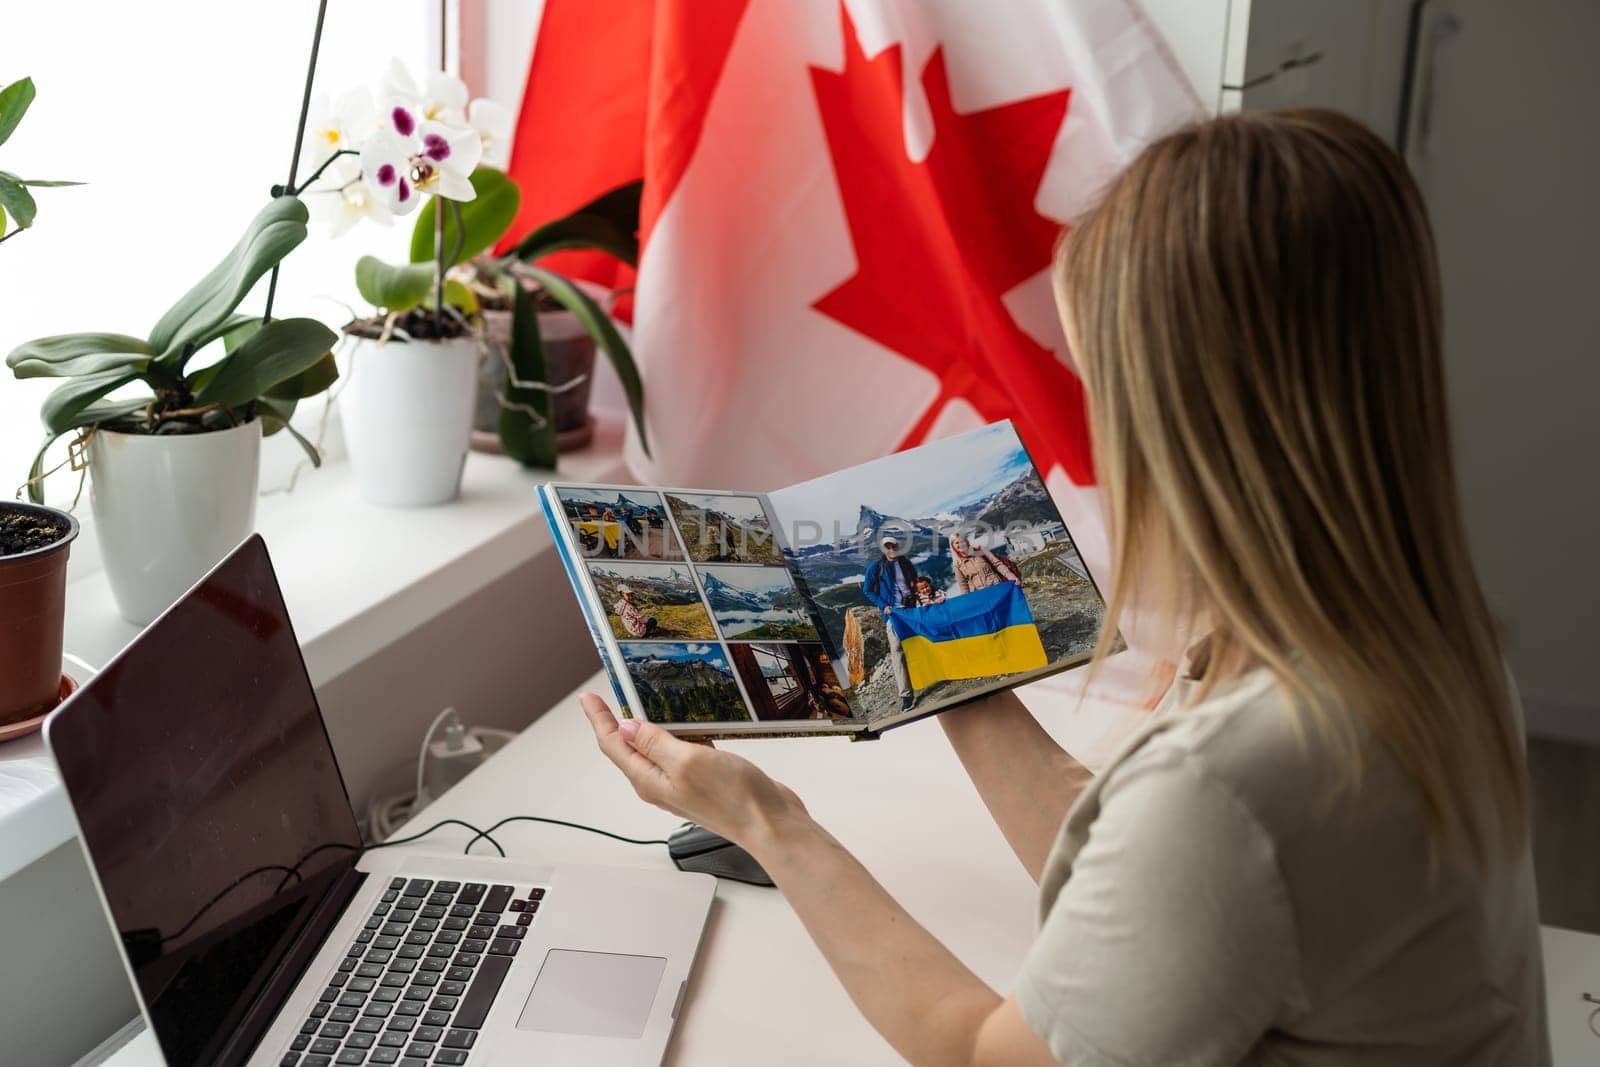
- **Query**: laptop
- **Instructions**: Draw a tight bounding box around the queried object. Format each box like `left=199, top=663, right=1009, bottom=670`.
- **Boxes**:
left=46, top=535, right=716, bottom=1067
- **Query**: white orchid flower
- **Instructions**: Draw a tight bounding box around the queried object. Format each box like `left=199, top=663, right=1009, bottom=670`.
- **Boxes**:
left=360, top=131, right=423, bottom=215
left=414, top=120, right=482, bottom=200
left=302, top=88, right=378, bottom=175
left=382, top=59, right=470, bottom=129
left=309, top=177, right=392, bottom=237
left=468, top=98, right=514, bottom=167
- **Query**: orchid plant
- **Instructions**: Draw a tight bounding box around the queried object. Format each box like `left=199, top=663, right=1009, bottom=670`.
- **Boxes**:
left=0, top=76, right=80, bottom=246
left=298, top=60, right=512, bottom=327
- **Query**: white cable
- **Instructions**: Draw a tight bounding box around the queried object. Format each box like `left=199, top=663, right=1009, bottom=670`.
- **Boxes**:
left=415, top=707, right=459, bottom=816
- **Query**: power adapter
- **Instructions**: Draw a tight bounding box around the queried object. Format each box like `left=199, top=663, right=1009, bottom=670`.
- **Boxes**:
left=419, top=710, right=488, bottom=808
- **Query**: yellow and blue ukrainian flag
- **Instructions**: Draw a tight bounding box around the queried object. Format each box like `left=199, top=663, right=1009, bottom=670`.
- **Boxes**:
left=889, top=583, right=1047, bottom=690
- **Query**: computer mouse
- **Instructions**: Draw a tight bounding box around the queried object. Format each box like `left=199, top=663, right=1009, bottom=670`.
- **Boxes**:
left=668, top=822, right=775, bottom=887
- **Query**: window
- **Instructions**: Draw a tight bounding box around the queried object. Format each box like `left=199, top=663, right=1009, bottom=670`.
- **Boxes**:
left=751, top=646, right=800, bottom=698
left=0, top=2, right=439, bottom=496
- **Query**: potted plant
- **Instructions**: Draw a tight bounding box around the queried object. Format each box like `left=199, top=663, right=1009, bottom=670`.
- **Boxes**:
left=0, top=75, right=80, bottom=247
left=6, top=196, right=336, bottom=623
left=412, top=178, right=648, bottom=467
left=297, top=62, right=513, bottom=507
left=0, top=502, right=78, bottom=729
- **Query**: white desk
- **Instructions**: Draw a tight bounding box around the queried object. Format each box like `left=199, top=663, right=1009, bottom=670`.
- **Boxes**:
left=96, top=672, right=1600, bottom=1065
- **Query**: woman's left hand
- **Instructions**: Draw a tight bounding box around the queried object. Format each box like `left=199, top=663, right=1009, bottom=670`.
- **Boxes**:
left=581, top=692, right=808, bottom=850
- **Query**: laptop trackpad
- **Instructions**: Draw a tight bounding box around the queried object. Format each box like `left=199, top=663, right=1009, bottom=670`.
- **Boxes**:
left=516, top=949, right=668, bottom=1038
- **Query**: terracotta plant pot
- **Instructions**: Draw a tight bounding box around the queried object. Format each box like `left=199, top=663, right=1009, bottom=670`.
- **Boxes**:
left=0, top=502, right=78, bottom=727
left=472, top=307, right=598, bottom=455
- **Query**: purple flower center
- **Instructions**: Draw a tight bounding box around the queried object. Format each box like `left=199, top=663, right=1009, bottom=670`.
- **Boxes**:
left=397, top=178, right=412, bottom=203
left=422, top=133, right=451, bottom=162
left=374, top=163, right=397, bottom=187
left=391, top=106, right=416, bottom=137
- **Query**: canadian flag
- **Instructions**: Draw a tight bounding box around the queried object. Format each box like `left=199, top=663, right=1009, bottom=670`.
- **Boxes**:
left=503, top=0, right=1200, bottom=588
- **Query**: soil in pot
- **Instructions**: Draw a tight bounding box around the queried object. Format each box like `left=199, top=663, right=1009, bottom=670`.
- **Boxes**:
left=0, top=503, right=78, bottom=727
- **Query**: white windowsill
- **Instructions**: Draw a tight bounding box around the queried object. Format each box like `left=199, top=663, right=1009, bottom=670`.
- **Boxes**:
left=0, top=415, right=629, bottom=882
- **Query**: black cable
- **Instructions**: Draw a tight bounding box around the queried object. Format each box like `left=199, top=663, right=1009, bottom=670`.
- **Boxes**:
left=463, top=815, right=670, bottom=856
left=370, top=818, right=508, bottom=857
left=160, top=864, right=302, bottom=944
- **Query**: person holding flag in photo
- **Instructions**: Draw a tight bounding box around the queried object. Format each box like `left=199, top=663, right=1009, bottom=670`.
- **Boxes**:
left=862, top=533, right=919, bottom=712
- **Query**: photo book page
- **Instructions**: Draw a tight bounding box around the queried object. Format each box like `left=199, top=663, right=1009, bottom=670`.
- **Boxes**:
left=542, top=420, right=1111, bottom=739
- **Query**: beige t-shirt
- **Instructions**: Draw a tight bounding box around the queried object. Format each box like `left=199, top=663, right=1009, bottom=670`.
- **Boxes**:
left=1017, top=667, right=1549, bottom=1066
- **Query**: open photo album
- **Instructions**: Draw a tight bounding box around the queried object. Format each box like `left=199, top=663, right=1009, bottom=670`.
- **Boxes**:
left=540, top=421, right=1112, bottom=740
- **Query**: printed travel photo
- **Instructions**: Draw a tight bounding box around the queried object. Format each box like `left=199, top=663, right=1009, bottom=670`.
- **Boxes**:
left=619, top=642, right=752, bottom=724
left=556, top=486, right=683, bottom=561
left=698, top=565, right=822, bottom=641
left=728, top=643, right=854, bottom=722
left=767, top=421, right=1107, bottom=718
left=587, top=561, right=716, bottom=641
left=666, top=492, right=785, bottom=565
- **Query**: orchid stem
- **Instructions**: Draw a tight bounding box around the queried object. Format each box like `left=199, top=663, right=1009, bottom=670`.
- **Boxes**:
left=264, top=0, right=331, bottom=326
left=290, top=148, right=358, bottom=196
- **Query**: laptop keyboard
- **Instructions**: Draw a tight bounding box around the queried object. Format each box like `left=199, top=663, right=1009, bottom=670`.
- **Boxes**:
left=279, top=878, right=548, bottom=1066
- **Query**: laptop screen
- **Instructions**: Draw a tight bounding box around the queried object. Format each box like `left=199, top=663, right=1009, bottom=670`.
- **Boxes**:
left=47, top=536, right=363, bottom=1067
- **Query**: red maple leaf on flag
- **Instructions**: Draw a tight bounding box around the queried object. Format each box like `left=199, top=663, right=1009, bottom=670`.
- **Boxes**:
left=809, top=5, right=1095, bottom=484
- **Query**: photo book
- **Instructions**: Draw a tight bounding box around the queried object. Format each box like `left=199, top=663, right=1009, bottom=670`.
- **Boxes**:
left=540, top=421, right=1112, bottom=740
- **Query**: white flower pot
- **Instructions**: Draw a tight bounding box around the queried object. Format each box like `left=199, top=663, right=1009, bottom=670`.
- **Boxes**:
left=89, top=420, right=262, bottom=625
left=339, top=335, right=478, bottom=508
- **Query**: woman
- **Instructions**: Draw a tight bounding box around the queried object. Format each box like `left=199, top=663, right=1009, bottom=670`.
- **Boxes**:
left=581, top=110, right=1547, bottom=1065
left=951, top=533, right=1020, bottom=595
left=612, top=585, right=658, bottom=639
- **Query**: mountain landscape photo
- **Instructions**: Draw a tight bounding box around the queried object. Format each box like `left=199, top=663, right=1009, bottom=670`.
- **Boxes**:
left=767, top=422, right=1108, bottom=714
left=620, top=642, right=751, bottom=724
left=667, top=492, right=785, bottom=565
left=587, top=561, right=717, bottom=640
left=698, top=565, right=821, bottom=641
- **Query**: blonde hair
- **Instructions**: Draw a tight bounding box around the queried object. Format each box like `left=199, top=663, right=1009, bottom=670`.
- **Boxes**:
left=1058, top=109, right=1527, bottom=864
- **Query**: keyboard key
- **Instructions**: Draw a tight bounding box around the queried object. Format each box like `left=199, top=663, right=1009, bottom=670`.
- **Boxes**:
left=379, top=1030, right=409, bottom=1046
left=481, top=885, right=514, bottom=913
left=372, top=987, right=401, bottom=1003
left=448, top=904, right=475, bottom=919
left=406, top=879, right=434, bottom=896
left=435, top=931, right=462, bottom=945
left=382, top=922, right=408, bottom=937
left=405, top=1044, right=437, bottom=1059
left=488, top=939, right=519, bottom=956
left=320, top=987, right=340, bottom=1004
left=439, top=981, right=467, bottom=997
left=390, top=878, right=407, bottom=890
left=356, top=931, right=375, bottom=945
left=508, top=899, right=525, bottom=912
left=374, top=902, right=391, bottom=917
left=369, top=1050, right=401, bottom=1065
left=392, top=908, right=419, bottom=924
left=312, top=1004, right=331, bottom=1019
left=426, top=944, right=453, bottom=958
left=395, top=1001, right=425, bottom=1017
left=411, top=971, right=440, bottom=987
left=302, top=1018, right=322, bottom=1034
left=310, top=1038, right=341, bottom=1054
left=330, top=1007, right=360, bottom=1023
left=524, top=901, right=539, bottom=914
left=467, top=925, right=495, bottom=941
left=414, top=918, right=440, bottom=933
left=389, top=958, right=418, bottom=974
left=428, top=892, right=454, bottom=906
left=338, top=991, right=366, bottom=1007
left=334, top=1050, right=366, bottom=1065
left=430, top=996, right=459, bottom=1012
left=404, top=932, right=431, bottom=946
left=380, top=973, right=408, bottom=988
left=495, top=926, right=525, bottom=940
left=356, top=1018, right=384, bottom=1034
left=329, top=973, right=348, bottom=989
left=442, top=917, right=469, bottom=932
left=348, top=977, right=378, bottom=993
left=516, top=912, right=532, bottom=927
left=382, top=888, right=400, bottom=902
left=398, top=1060, right=427, bottom=1067
left=320, top=1021, right=350, bottom=1038
left=364, top=916, right=383, bottom=930
left=442, top=1030, right=477, bottom=1049
left=303, top=1057, right=332, bottom=1067
left=453, top=954, right=511, bottom=1028
left=437, top=881, right=461, bottom=893
left=458, top=883, right=486, bottom=905
left=423, top=1010, right=452, bottom=1027
left=419, top=958, right=447, bottom=973
left=386, top=1015, right=417, bottom=1032
left=473, top=913, right=498, bottom=928
left=434, top=1052, right=468, bottom=1066
left=281, top=1053, right=300, bottom=1066
left=415, top=1026, right=445, bottom=1043
left=446, top=967, right=473, bottom=982
left=366, top=949, right=393, bottom=964
left=361, top=1002, right=393, bottom=1018
left=399, top=945, right=426, bottom=960
left=452, top=953, right=480, bottom=969
left=339, top=958, right=360, bottom=974
left=347, top=1033, right=377, bottom=1049
left=461, top=939, right=488, bottom=955
left=403, top=986, right=432, bottom=1002
left=421, top=904, right=447, bottom=919
left=293, top=1034, right=312, bottom=1051
left=375, top=936, right=402, bottom=950
left=528, top=888, right=545, bottom=901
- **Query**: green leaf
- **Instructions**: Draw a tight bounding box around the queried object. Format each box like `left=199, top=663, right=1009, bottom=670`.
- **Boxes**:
left=7, top=332, right=155, bottom=379
left=41, top=368, right=142, bottom=434
left=443, top=277, right=479, bottom=316
left=409, top=166, right=521, bottom=267
left=498, top=279, right=559, bottom=470
left=0, top=173, right=37, bottom=229
left=265, top=351, right=338, bottom=400
left=23, top=396, right=151, bottom=503
left=355, top=255, right=435, bottom=313
left=512, top=179, right=641, bottom=266
left=149, top=197, right=310, bottom=361
left=15, top=179, right=83, bottom=188
left=519, top=265, right=649, bottom=457
left=0, top=78, right=36, bottom=147
left=256, top=396, right=321, bottom=467
left=193, top=317, right=336, bottom=408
